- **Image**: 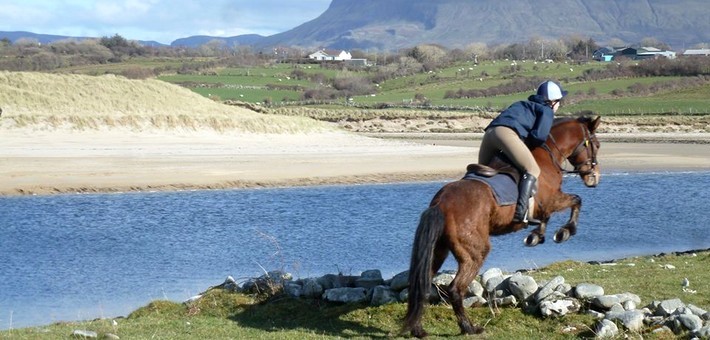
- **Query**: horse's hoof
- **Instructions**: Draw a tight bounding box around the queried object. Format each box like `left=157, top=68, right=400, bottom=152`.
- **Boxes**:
left=553, top=228, right=571, bottom=243
left=524, top=233, right=541, bottom=247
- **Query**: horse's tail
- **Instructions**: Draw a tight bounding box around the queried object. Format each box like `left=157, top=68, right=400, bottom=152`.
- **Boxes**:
left=402, top=205, right=446, bottom=334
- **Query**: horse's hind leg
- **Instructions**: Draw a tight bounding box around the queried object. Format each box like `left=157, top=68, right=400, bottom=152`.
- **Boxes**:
left=448, top=238, right=489, bottom=335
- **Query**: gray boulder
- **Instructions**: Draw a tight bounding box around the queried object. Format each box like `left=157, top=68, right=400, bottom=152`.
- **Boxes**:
left=606, top=310, right=645, bottom=331
left=575, top=283, right=604, bottom=300
left=540, top=298, right=581, bottom=317
left=389, top=271, right=409, bottom=291
left=370, top=285, right=398, bottom=306
left=595, top=319, right=618, bottom=338
left=301, top=278, right=324, bottom=298
left=356, top=269, right=384, bottom=289
left=656, top=298, right=685, bottom=316
left=507, top=273, right=538, bottom=302
left=535, top=276, right=564, bottom=303
left=322, top=287, right=367, bottom=303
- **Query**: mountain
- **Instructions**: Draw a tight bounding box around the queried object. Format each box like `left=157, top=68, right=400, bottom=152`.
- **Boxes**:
left=2, top=0, right=708, bottom=51
left=0, top=31, right=166, bottom=47
left=257, top=0, right=710, bottom=50
left=170, top=34, right=264, bottom=48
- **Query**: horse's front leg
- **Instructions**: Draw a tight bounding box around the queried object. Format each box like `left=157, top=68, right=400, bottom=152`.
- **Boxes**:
left=523, top=222, right=546, bottom=247
left=550, top=193, right=582, bottom=243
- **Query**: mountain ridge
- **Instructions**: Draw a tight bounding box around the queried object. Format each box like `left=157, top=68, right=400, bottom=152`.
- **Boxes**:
left=2, top=0, right=708, bottom=51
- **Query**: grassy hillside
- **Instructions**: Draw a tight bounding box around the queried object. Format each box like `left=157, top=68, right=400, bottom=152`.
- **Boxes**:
left=0, top=71, right=329, bottom=133
left=150, top=60, right=710, bottom=116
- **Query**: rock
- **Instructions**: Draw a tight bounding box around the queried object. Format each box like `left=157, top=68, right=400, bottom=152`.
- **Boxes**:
left=467, top=280, right=484, bottom=297
left=594, top=319, right=618, bottom=338
left=555, top=283, right=573, bottom=296
left=301, top=278, right=323, bottom=298
left=433, top=272, right=455, bottom=287
left=284, top=282, right=302, bottom=298
left=592, top=295, right=621, bottom=310
left=242, top=270, right=292, bottom=294
left=221, top=276, right=239, bottom=292
left=104, top=334, right=120, bottom=340
left=676, top=313, right=703, bottom=332
left=507, top=273, right=538, bottom=302
left=463, top=296, right=487, bottom=308
left=575, top=283, right=604, bottom=300
left=586, top=310, right=606, bottom=319
left=539, top=298, right=581, bottom=317
left=615, top=292, right=641, bottom=305
left=480, top=268, right=503, bottom=287
left=71, top=330, right=98, bottom=338
left=399, top=288, right=409, bottom=302
left=686, top=304, right=708, bottom=319
left=492, top=295, right=518, bottom=307
left=184, top=294, right=202, bottom=303
left=485, top=275, right=505, bottom=294
left=370, top=285, right=398, bottom=306
left=622, top=300, right=636, bottom=311
left=355, top=270, right=384, bottom=289
left=697, top=324, right=710, bottom=337
left=656, top=298, right=685, bottom=316
left=534, top=276, right=564, bottom=303
left=322, top=287, right=367, bottom=303
left=609, top=303, right=625, bottom=313
left=389, top=271, right=409, bottom=291
left=317, top=274, right=358, bottom=289
left=606, top=310, right=645, bottom=331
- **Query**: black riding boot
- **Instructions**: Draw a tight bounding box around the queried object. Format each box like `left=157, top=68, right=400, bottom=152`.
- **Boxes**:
left=513, top=172, right=541, bottom=225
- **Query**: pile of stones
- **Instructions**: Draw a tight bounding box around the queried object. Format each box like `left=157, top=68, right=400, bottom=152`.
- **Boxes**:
left=207, top=264, right=709, bottom=338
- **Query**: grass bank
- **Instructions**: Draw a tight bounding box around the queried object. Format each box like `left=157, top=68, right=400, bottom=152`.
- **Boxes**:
left=2, top=250, right=707, bottom=339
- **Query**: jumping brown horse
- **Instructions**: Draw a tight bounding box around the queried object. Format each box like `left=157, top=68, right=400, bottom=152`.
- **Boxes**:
left=402, top=115, right=601, bottom=338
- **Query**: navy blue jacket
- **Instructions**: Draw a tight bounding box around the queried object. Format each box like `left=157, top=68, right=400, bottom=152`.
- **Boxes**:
left=485, top=94, right=554, bottom=147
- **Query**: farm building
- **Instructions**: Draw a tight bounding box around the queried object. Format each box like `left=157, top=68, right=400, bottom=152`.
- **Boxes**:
left=592, top=46, right=676, bottom=61
left=683, top=48, right=710, bottom=56
left=308, top=49, right=352, bottom=61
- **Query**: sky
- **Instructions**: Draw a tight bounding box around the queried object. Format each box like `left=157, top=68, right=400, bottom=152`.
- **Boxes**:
left=0, top=0, right=332, bottom=44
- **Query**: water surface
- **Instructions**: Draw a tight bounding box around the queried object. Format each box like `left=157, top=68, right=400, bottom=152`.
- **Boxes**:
left=1, top=171, right=708, bottom=329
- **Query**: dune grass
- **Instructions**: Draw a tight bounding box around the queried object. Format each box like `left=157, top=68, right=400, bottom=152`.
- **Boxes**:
left=1, top=250, right=706, bottom=339
left=0, top=71, right=330, bottom=133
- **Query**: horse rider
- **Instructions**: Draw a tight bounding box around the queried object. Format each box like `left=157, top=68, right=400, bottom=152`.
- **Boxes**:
left=478, top=80, right=567, bottom=226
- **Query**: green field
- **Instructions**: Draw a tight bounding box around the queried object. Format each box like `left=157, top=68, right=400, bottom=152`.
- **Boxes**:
left=53, top=57, right=710, bottom=116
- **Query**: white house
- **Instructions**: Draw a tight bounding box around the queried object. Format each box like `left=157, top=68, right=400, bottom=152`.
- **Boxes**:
left=308, top=49, right=352, bottom=61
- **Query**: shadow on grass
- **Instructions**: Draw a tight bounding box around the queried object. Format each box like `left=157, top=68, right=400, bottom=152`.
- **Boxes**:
left=229, top=296, right=396, bottom=338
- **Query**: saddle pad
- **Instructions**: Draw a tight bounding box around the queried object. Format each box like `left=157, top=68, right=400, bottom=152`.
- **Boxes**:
left=461, top=172, right=517, bottom=206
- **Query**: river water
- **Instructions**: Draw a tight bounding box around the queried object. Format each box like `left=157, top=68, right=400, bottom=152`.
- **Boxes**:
left=1, top=171, right=708, bottom=329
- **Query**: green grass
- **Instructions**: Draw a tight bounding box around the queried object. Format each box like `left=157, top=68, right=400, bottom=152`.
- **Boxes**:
left=3, top=251, right=707, bottom=339
left=50, top=57, right=710, bottom=115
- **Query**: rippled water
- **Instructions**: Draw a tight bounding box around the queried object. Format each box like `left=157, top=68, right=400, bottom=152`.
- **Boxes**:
left=1, top=171, right=708, bottom=329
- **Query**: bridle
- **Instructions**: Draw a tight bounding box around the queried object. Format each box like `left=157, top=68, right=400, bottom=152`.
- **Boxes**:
left=542, top=122, right=599, bottom=176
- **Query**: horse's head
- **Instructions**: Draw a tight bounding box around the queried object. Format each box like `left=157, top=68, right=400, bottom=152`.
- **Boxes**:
left=548, top=115, right=601, bottom=187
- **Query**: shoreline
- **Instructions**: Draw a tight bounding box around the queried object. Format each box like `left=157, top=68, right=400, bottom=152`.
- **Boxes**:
left=2, top=130, right=710, bottom=196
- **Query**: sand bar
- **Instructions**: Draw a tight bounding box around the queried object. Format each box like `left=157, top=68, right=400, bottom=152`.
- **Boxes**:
left=1, top=129, right=709, bottom=196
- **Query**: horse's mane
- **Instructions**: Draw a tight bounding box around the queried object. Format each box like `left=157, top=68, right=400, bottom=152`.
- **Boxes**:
left=553, top=111, right=596, bottom=126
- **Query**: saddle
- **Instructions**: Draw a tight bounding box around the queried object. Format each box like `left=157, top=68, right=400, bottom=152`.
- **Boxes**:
left=462, top=155, right=522, bottom=206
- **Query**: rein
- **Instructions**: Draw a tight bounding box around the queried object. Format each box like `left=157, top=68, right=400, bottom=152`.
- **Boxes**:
left=542, top=123, right=598, bottom=176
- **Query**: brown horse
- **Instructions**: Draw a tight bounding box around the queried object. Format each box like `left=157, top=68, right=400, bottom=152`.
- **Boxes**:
left=402, top=115, right=601, bottom=338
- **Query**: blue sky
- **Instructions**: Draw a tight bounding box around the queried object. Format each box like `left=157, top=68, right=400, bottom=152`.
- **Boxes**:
left=0, top=0, right=332, bottom=44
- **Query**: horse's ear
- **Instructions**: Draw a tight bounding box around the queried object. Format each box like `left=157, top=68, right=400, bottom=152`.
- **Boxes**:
left=590, top=115, right=601, bottom=132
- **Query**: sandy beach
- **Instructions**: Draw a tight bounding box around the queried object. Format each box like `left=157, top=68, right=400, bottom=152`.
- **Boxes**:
left=2, top=128, right=709, bottom=196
